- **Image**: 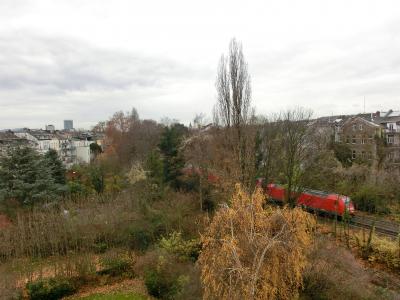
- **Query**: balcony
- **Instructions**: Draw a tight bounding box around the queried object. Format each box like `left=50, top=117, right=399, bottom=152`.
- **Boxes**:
left=385, top=128, right=398, bottom=133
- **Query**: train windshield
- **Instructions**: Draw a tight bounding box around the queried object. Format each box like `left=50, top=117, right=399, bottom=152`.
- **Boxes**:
left=343, top=196, right=351, bottom=205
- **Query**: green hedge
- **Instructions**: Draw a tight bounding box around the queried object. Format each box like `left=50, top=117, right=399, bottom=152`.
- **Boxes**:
left=26, top=277, right=76, bottom=300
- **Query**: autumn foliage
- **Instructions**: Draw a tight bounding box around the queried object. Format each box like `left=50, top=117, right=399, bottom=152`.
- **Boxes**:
left=199, top=185, right=315, bottom=300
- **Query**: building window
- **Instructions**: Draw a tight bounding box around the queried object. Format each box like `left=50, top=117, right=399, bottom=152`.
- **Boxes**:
left=346, top=136, right=350, bottom=143
left=361, top=151, right=366, bottom=158
left=389, top=123, right=394, bottom=131
left=352, top=124, right=357, bottom=131
left=387, top=135, right=394, bottom=144
left=368, top=151, right=372, bottom=159
left=352, top=150, right=356, bottom=159
left=361, top=137, right=366, bottom=144
left=352, top=136, right=356, bottom=144
left=359, top=124, right=363, bottom=130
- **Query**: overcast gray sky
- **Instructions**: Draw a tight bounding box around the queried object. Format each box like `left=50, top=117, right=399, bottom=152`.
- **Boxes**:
left=1, top=0, right=400, bottom=129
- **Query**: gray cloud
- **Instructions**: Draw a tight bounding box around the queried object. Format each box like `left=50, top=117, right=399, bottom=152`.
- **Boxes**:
left=0, top=33, right=194, bottom=93
left=251, top=22, right=400, bottom=116
left=0, top=32, right=213, bottom=129
left=1, top=7, right=400, bottom=129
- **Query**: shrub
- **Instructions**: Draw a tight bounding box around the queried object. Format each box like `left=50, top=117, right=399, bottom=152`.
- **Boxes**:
left=26, top=277, right=76, bottom=300
left=67, top=181, right=89, bottom=196
left=92, top=241, right=108, bottom=254
left=302, top=270, right=331, bottom=300
left=129, top=227, right=154, bottom=252
left=144, top=269, right=171, bottom=299
left=302, top=236, right=396, bottom=299
left=159, top=232, right=201, bottom=262
left=72, top=254, right=97, bottom=280
left=98, top=251, right=133, bottom=277
left=354, top=232, right=400, bottom=271
left=351, top=185, right=389, bottom=214
left=332, top=143, right=352, bottom=167
left=144, top=266, right=188, bottom=299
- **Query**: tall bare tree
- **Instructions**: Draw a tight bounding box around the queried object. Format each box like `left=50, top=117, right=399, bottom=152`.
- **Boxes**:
left=280, top=108, right=313, bottom=207
left=215, top=38, right=252, bottom=186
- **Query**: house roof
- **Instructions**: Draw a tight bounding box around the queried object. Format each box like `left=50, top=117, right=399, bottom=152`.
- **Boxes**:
left=0, top=131, right=20, bottom=140
left=341, top=116, right=381, bottom=128
left=370, top=110, right=400, bottom=125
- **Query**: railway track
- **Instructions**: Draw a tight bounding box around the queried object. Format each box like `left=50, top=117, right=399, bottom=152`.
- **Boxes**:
left=350, top=215, right=400, bottom=237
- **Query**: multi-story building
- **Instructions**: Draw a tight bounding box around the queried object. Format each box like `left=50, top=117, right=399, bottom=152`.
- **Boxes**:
left=14, top=129, right=63, bottom=155
left=331, top=109, right=400, bottom=166
left=14, top=128, right=92, bottom=167
left=337, top=116, right=382, bottom=161
left=64, top=120, right=74, bottom=131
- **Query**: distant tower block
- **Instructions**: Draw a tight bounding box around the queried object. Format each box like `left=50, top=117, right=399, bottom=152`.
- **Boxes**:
left=64, top=120, right=73, bottom=130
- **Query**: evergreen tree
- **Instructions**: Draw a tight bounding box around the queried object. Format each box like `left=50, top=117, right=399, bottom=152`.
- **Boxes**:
left=90, top=142, right=103, bottom=158
left=145, top=150, right=164, bottom=185
left=0, top=147, right=60, bottom=205
left=89, top=165, right=105, bottom=194
left=158, top=124, right=187, bottom=189
left=44, top=149, right=66, bottom=184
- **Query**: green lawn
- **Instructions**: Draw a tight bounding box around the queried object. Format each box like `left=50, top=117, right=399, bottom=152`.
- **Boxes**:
left=76, top=292, right=147, bottom=300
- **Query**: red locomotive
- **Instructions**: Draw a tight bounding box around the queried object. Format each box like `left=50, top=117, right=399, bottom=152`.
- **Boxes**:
left=256, top=179, right=355, bottom=217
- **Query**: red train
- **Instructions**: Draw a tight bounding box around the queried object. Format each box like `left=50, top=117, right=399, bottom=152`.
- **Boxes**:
left=256, top=179, right=355, bottom=217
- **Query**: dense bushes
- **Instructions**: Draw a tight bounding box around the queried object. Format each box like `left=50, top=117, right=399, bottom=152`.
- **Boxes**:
left=351, top=184, right=390, bottom=214
left=99, top=250, right=133, bottom=277
left=0, top=177, right=204, bottom=298
left=0, top=181, right=202, bottom=262
left=26, top=277, right=76, bottom=300
left=301, top=236, right=397, bottom=299
left=353, top=230, right=400, bottom=271
left=144, top=269, right=186, bottom=299
left=159, top=232, right=201, bottom=262
left=143, top=255, right=189, bottom=300
left=128, top=227, right=154, bottom=252
left=332, top=143, right=353, bottom=167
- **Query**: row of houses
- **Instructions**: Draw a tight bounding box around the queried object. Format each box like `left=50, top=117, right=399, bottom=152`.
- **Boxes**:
left=0, top=128, right=105, bottom=168
left=329, top=110, right=400, bottom=165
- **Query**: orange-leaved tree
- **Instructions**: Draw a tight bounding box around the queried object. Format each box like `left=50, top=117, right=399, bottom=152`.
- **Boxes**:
left=198, top=185, right=315, bottom=300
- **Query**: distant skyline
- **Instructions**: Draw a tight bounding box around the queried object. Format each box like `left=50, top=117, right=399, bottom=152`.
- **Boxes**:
left=1, top=0, right=400, bottom=129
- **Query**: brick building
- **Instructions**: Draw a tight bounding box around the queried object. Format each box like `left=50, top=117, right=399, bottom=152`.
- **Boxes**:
left=336, top=116, right=382, bottom=161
